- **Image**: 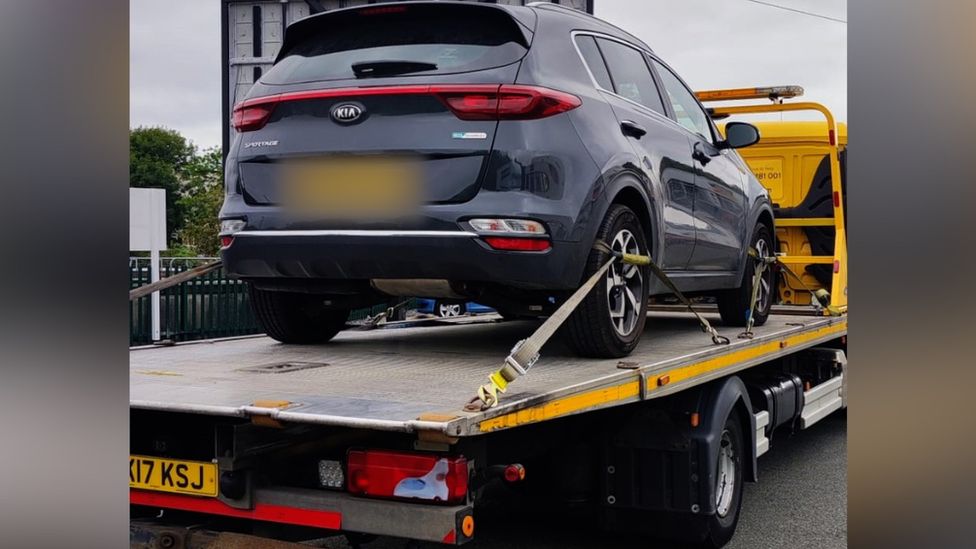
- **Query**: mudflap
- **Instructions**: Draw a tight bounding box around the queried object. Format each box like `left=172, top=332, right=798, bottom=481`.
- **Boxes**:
left=598, top=376, right=756, bottom=540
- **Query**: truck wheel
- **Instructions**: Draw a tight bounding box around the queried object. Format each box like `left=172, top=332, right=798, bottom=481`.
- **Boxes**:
left=718, top=223, right=774, bottom=327
left=701, top=409, right=745, bottom=548
left=247, top=284, right=349, bottom=344
left=566, top=204, right=649, bottom=358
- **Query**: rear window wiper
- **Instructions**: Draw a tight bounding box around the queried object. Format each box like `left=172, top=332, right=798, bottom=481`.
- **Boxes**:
left=351, top=60, right=438, bottom=78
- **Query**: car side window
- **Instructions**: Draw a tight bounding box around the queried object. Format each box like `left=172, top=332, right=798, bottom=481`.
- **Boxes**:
left=574, top=35, right=614, bottom=91
left=593, top=38, right=666, bottom=116
left=649, top=58, right=714, bottom=142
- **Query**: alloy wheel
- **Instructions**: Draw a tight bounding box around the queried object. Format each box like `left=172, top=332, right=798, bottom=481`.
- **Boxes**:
left=605, top=228, right=644, bottom=337
left=438, top=303, right=462, bottom=317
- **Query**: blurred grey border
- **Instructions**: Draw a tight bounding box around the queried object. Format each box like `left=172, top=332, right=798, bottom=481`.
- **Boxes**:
left=0, top=1, right=129, bottom=547
left=1, top=0, right=975, bottom=547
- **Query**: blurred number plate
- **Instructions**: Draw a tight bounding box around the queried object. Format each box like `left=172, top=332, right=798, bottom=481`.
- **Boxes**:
left=129, top=455, right=218, bottom=497
left=283, top=156, right=421, bottom=220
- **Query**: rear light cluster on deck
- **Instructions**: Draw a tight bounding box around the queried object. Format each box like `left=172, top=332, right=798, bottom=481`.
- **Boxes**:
left=468, top=218, right=551, bottom=252
left=346, top=449, right=469, bottom=504
left=231, top=85, right=581, bottom=132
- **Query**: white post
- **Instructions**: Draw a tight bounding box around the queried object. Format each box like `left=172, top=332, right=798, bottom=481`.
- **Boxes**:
left=149, top=189, right=163, bottom=342
left=130, top=188, right=168, bottom=342
left=150, top=245, right=161, bottom=342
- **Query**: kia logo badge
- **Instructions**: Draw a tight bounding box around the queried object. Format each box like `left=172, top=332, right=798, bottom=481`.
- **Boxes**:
left=331, top=103, right=364, bottom=124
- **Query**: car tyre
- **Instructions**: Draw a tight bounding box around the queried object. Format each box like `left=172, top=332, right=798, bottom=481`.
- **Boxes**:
left=718, top=223, right=774, bottom=327
left=565, top=204, right=650, bottom=358
left=248, top=284, right=349, bottom=344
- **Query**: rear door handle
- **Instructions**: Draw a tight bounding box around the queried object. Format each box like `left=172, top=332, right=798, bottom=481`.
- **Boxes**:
left=693, top=142, right=712, bottom=165
left=620, top=120, right=647, bottom=139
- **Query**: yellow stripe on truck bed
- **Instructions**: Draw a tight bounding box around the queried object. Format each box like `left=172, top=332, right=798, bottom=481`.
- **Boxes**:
left=478, top=320, right=847, bottom=432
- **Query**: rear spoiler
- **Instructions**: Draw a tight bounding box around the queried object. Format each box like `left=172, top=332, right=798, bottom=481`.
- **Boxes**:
left=277, top=2, right=535, bottom=64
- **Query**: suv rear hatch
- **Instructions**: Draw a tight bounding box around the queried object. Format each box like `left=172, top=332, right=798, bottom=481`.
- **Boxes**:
left=232, top=3, right=538, bottom=210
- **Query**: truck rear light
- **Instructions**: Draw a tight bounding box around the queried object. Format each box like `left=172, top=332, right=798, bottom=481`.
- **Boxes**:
left=503, top=464, right=526, bottom=483
left=232, top=103, right=276, bottom=132
left=318, top=459, right=345, bottom=489
left=483, top=237, right=551, bottom=251
left=347, top=450, right=468, bottom=504
left=468, top=218, right=547, bottom=235
left=433, top=84, right=582, bottom=121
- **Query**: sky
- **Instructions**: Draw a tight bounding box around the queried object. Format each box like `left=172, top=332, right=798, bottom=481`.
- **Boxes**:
left=129, top=0, right=847, bottom=151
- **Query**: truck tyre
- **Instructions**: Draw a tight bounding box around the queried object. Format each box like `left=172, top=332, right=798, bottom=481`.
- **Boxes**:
left=699, top=408, right=746, bottom=548
left=247, top=284, right=349, bottom=344
left=566, top=204, right=650, bottom=358
left=718, top=223, right=774, bottom=327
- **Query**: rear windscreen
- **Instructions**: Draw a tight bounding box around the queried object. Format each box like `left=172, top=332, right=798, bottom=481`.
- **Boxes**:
left=263, top=4, right=530, bottom=85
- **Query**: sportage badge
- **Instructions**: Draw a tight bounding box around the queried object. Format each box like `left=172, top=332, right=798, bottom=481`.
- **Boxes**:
left=331, top=103, right=364, bottom=124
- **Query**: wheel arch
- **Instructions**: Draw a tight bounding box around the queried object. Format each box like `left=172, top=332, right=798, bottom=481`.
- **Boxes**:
left=697, top=376, right=758, bottom=488
left=602, top=174, right=661, bottom=263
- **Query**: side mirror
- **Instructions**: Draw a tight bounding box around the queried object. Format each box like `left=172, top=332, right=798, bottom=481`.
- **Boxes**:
left=720, top=122, right=760, bottom=149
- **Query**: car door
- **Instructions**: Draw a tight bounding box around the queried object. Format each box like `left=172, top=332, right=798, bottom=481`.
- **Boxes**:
left=576, top=34, right=697, bottom=270
left=649, top=58, right=748, bottom=272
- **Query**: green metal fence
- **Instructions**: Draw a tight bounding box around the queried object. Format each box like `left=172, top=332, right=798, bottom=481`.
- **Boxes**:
left=129, top=257, right=412, bottom=346
left=129, top=258, right=261, bottom=345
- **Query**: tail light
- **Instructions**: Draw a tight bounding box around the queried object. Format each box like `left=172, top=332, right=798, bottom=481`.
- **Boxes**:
left=468, top=218, right=550, bottom=251
left=232, top=103, right=276, bottom=132
left=230, top=84, right=581, bottom=132
left=432, top=84, right=582, bottom=120
left=347, top=449, right=468, bottom=504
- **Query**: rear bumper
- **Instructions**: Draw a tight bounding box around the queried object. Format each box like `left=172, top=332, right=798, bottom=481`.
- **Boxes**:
left=221, top=230, right=586, bottom=290
left=131, top=487, right=473, bottom=545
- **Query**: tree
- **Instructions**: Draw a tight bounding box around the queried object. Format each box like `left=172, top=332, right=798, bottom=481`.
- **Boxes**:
left=175, top=147, right=224, bottom=256
left=130, top=127, right=195, bottom=242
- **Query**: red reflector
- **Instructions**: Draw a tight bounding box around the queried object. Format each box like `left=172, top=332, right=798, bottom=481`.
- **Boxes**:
left=832, top=191, right=840, bottom=208
left=232, top=103, right=275, bottom=132
left=130, top=490, right=342, bottom=530
left=833, top=260, right=840, bottom=273
left=347, top=450, right=468, bottom=504
left=483, top=237, right=551, bottom=251
left=220, top=235, right=234, bottom=249
left=829, top=129, right=836, bottom=146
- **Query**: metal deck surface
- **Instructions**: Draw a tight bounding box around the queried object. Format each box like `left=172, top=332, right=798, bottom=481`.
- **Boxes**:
left=130, top=312, right=847, bottom=436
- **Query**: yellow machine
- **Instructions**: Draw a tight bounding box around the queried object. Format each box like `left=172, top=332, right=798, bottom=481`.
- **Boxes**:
left=697, top=86, right=848, bottom=312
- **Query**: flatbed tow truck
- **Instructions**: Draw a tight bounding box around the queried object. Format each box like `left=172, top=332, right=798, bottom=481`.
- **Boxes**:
left=129, top=87, right=848, bottom=548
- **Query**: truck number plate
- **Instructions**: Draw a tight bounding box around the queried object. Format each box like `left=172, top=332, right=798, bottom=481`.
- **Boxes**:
left=129, top=455, right=218, bottom=497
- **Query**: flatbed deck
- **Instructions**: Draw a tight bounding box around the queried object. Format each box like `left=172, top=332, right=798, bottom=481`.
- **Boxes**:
left=130, top=312, right=847, bottom=437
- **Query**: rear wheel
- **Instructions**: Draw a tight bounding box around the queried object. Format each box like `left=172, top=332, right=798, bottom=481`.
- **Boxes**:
left=700, top=410, right=745, bottom=547
left=565, top=204, right=650, bottom=358
left=247, top=284, right=349, bottom=344
left=718, top=224, right=774, bottom=327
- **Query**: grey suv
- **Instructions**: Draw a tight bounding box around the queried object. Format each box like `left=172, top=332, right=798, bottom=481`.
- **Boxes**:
left=219, top=1, right=774, bottom=358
